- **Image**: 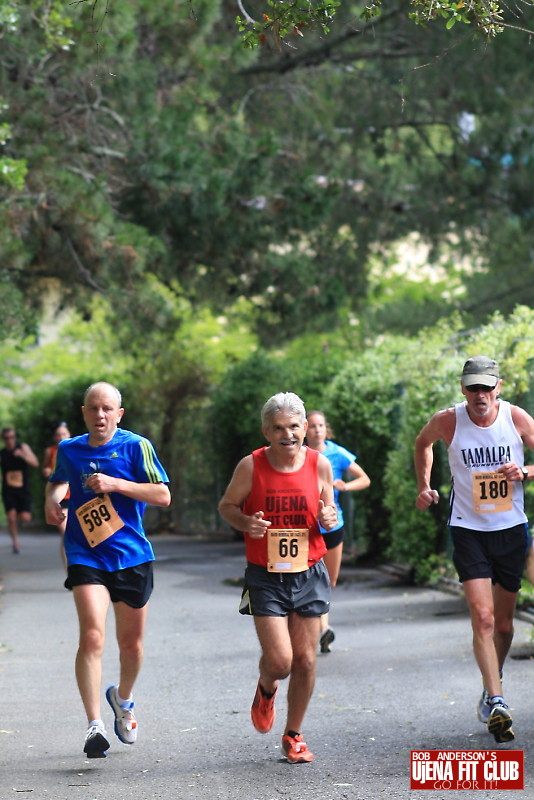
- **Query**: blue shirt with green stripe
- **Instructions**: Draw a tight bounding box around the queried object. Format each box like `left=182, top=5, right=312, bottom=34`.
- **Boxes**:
left=51, top=429, right=169, bottom=571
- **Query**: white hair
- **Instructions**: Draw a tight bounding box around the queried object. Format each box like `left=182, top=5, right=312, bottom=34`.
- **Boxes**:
left=261, top=392, right=306, bottom=427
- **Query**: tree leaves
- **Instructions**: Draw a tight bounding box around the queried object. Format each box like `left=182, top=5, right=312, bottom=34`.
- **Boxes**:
left=234, top=0, right=532, bottom=49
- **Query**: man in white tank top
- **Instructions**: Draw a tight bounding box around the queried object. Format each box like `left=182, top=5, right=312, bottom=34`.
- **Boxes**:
left=414, top=356, right=534, bottom=744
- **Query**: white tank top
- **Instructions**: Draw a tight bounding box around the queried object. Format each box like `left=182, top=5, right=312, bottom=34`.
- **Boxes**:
left=448, top=400, right=527, bottom=530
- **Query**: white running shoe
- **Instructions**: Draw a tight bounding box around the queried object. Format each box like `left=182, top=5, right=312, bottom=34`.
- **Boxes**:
left=477, top=670, right=503, bottom=724
left=106, top=685, right=138, bottom=744
left=488, top=700, right=514, bottom=743
left=477, top=688, right=492, bottom=723
left=83, top=721, right=110, bottom=758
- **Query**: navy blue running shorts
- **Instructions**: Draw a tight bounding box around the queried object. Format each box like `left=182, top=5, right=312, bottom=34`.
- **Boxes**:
left=450, top=523, right=530, bottom=593
left=65, top=561, right=154, bottom=608
left=239, top=559, right=331, bottom=617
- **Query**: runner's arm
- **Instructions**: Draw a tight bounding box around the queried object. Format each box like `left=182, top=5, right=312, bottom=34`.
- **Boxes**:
left=334, top=461, right=370, bottom=492
left=42, top=447, right=54, bottom=478
left=317, top=454, right=337, bottom=530
left=17, top=442, right=39, bottom=468
left=84, top=473, right=171, bottom=506
left=414, top=410, right=452, bottom=510
left=45, top=481, right=69, bottom=525
left=498, top=405, right=534, bottom=481
left=218, top=456, right=270, bottom=538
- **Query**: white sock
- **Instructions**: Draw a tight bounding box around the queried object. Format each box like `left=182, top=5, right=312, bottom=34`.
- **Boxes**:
left=490, top=695, right=504, bottom=705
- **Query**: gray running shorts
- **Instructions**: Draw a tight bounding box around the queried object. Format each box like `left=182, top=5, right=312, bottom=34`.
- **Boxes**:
left=239, top=559, right=331, bottom=617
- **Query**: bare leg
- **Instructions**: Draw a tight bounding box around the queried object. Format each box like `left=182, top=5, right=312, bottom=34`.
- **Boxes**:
left=285, top=614, right=321, bottom=734
left=253, top=613, right=320, bottom=734
left=491, top=583, right=517, bottom=671
left=58, top=511, right=67, bottom=570
left=6, top=509, right=20, bottom=551
left=73, top=584, right=110, bottom=722
left=462, top=578, right=516, bottom=698
left=320, top=543, right=342, bottom=632
left=113, top=600, right=149, bottom=700
left=253, top=615, right=292, bottom=695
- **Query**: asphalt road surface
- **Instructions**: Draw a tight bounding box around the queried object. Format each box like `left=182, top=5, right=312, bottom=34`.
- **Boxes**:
left=1, top=532, right=533, bottom=800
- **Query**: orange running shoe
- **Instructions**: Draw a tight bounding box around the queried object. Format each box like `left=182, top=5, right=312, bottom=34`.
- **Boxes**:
left=250, top=681, right=276, bottom=733
left=282, top=733, right=314, bottom=763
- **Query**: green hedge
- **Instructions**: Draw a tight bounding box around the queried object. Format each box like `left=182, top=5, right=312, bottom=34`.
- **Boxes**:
left=6, top=306, right=534, bottom=577
left=326, top=307, right=534, bottom=580
left=210, top=307, right=534, bottom=578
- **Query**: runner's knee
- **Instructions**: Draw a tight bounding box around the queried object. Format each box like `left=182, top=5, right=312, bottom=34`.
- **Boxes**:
left=79, top=626, right=105, bottom=657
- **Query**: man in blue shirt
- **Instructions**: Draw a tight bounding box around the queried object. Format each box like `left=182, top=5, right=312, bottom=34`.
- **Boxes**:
left=45, top=382, right=170, bottom=758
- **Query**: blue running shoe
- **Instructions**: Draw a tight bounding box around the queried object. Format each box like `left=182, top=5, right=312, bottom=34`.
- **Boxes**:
left=106, top=685, right=137, bottom=744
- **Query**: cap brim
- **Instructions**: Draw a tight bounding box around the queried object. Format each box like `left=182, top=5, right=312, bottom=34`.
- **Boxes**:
left=461, top=374, right=498, bottom=388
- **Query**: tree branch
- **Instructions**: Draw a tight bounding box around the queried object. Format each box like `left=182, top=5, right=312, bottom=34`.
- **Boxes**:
left=66, top=236, right=104, bottom=292
left=239, top=6, right=405, bottom=75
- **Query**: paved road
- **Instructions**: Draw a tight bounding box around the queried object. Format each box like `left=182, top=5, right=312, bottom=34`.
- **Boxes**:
left=1, top=532, right=533, bottom=800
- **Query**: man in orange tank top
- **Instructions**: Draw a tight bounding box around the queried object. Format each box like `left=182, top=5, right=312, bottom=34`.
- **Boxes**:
left=219, top=392, right=337, bottom=763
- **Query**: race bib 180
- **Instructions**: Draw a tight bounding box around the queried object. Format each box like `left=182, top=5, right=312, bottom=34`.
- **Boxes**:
left=472, top=472, right=512, bottom=513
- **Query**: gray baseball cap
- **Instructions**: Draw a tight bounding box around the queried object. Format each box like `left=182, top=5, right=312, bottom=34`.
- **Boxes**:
left=461, top=356, right=500, bottom=388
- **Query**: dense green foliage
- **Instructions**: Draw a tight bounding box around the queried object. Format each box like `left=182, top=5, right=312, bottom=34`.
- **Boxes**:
left=211, top=338, right=347, bottom=487
left=205, top=307, right=534, bottom=580
left=2, top=0, right=534, bottom=343
left=1, top=1, right=534, bottom=580
left=326, top=307, right=534, bottom=579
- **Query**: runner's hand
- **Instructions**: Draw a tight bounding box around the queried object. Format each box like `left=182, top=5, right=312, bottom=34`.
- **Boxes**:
left=45, top=500, right=66, bottom=526
left=415, top=489, right=439, bottom=510
left=85, top=472, right=116, bottom=494
left=496, top=462, right=524, bottom=482
left=247, top=510, right=271, bottom=539
left=318, top=499, right=337, bottom=531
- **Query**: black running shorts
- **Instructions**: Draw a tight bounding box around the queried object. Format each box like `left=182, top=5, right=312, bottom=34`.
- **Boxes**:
left=2, top=486, right=32, bottom=514
left=239, top=559, right=331, bottom=617
left=450, top=523, right=530, bottom=593
left=65, top=561, right=154, bottom=608
left=322, top=525, right=345, bottom=550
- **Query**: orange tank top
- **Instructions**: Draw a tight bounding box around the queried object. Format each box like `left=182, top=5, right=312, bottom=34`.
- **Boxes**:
left=243, top=446, right=326, bottom=568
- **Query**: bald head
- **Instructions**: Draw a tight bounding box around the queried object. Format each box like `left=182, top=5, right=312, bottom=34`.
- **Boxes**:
left=82, top=382, right=124, bottom=446
left=84, top=382, right=122, bottom=407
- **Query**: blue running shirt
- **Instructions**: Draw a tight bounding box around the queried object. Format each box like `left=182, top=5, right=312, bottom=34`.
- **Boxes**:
left=50, top=428, right=169, bottom=571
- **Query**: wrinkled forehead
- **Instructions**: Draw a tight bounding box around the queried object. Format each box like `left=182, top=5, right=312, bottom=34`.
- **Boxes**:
left=267, top=410, right=306, bottom=428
